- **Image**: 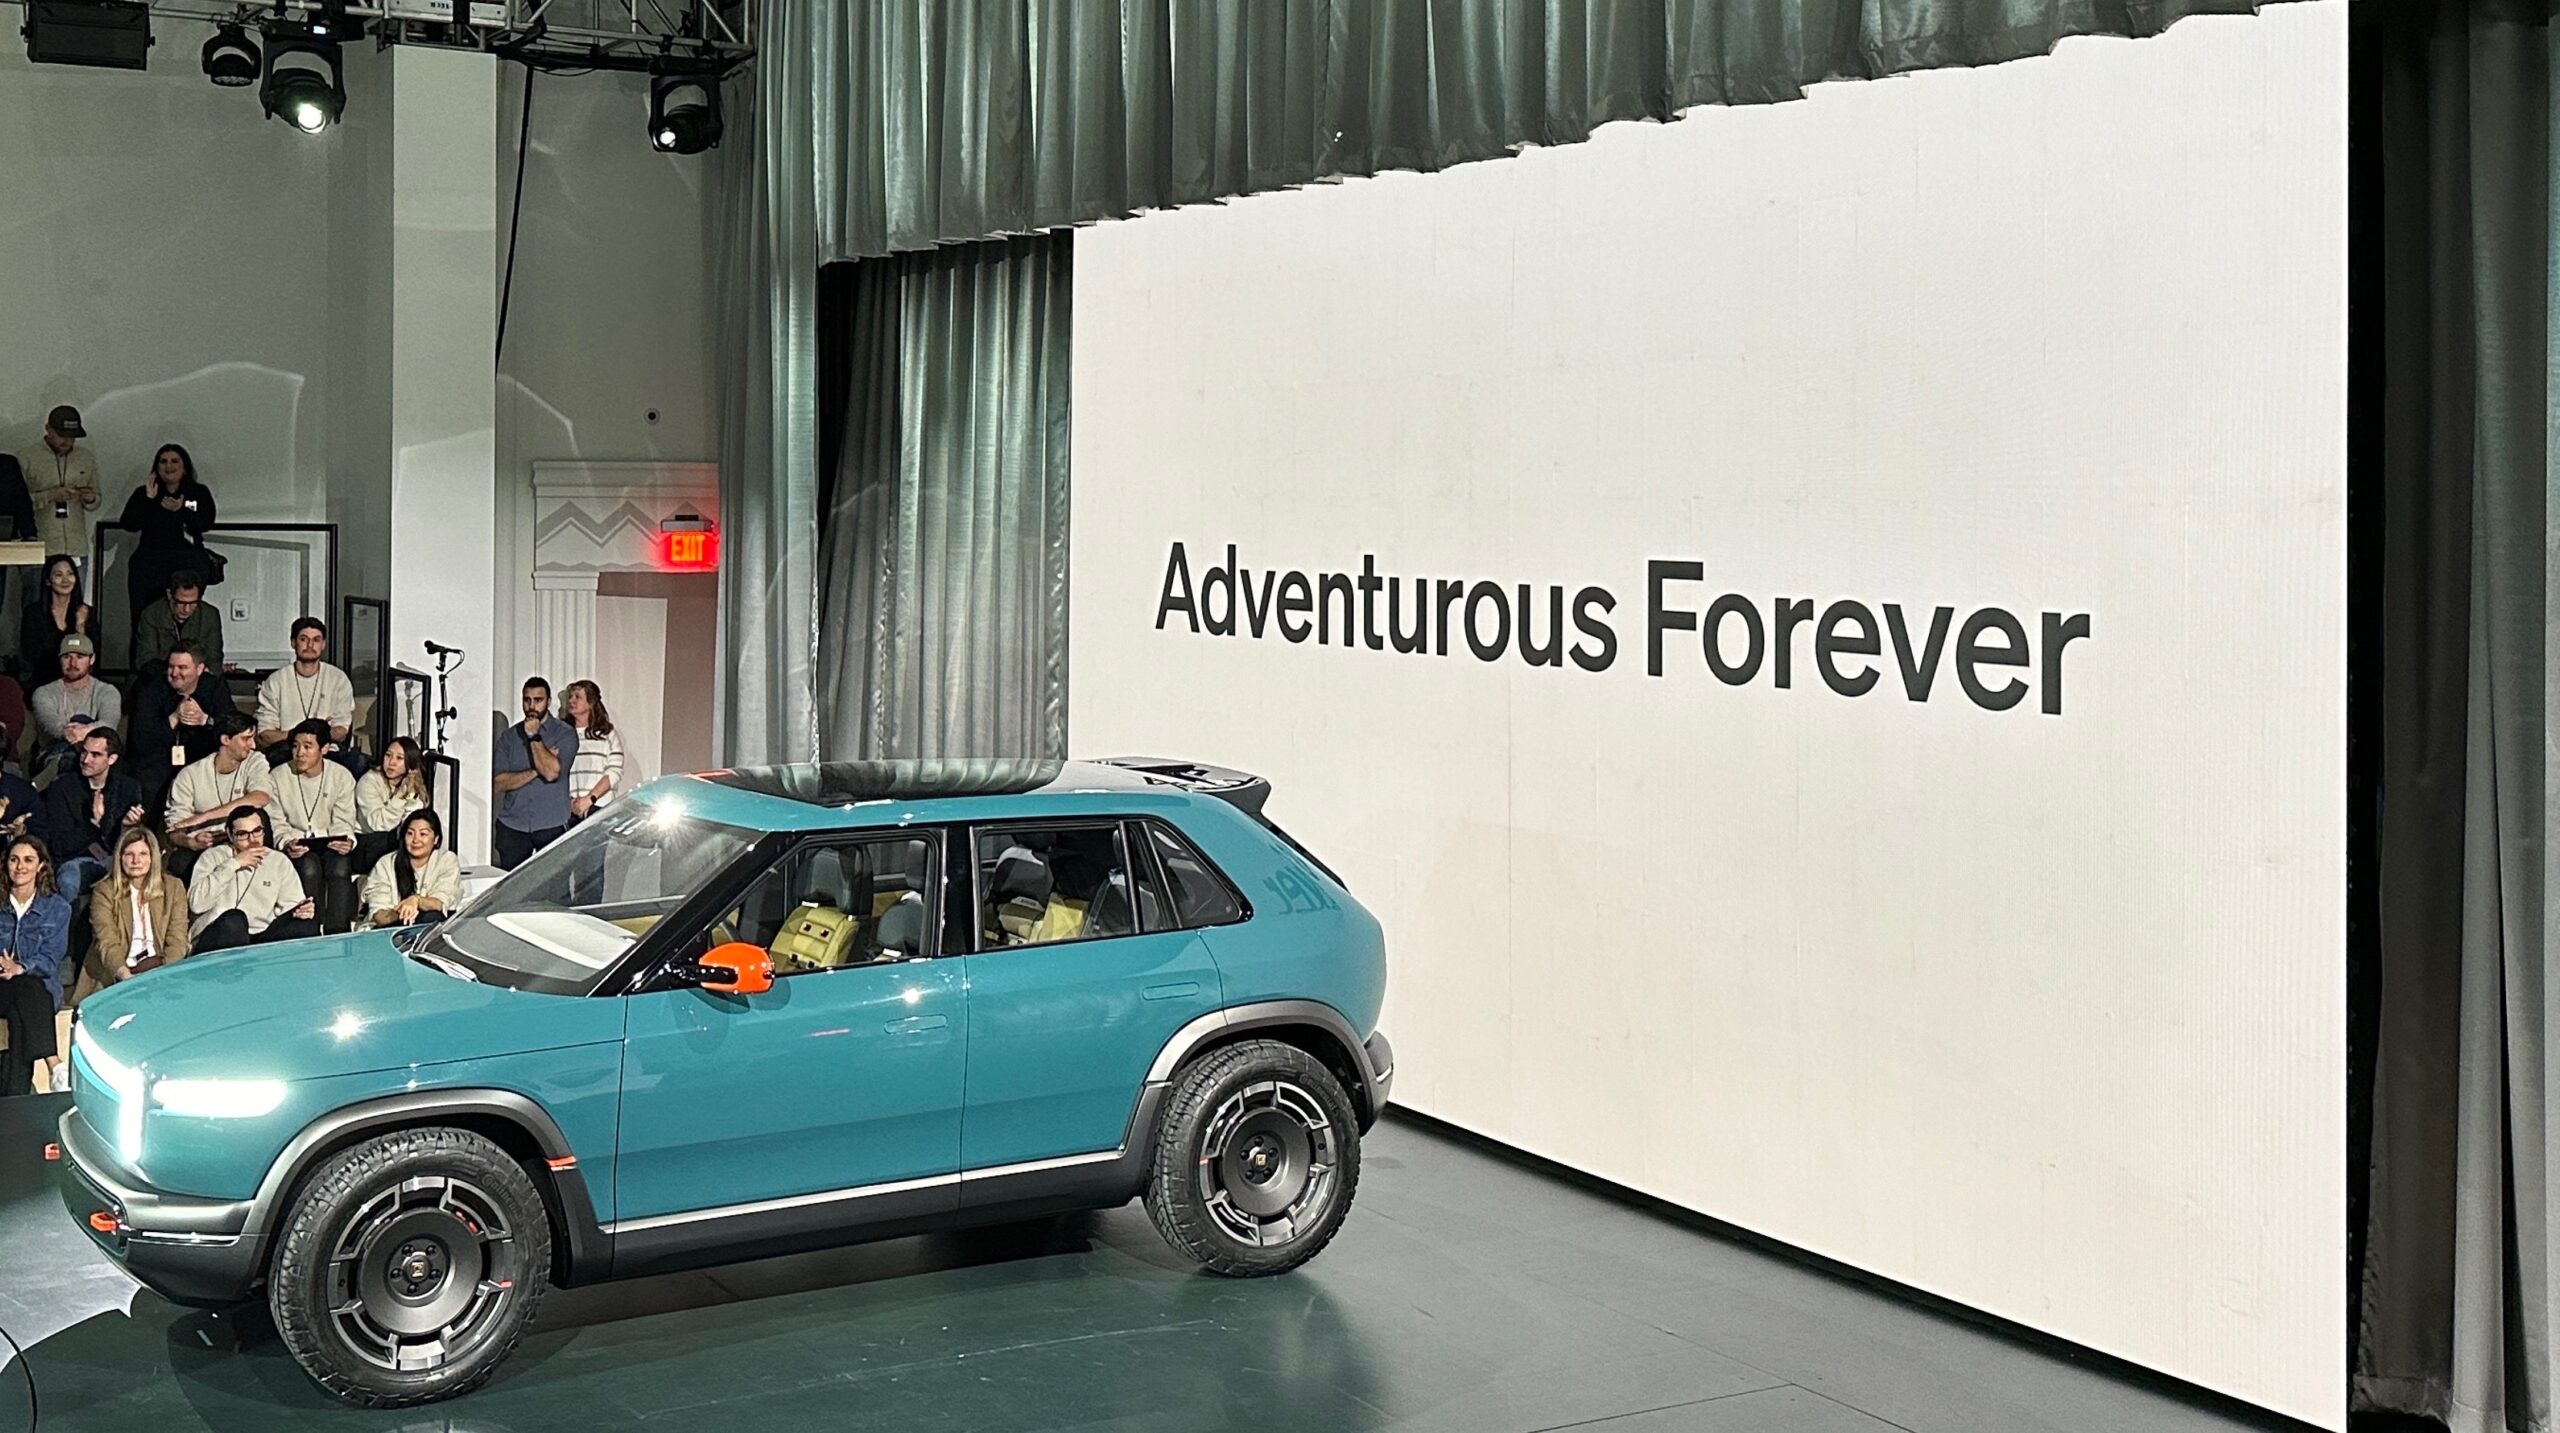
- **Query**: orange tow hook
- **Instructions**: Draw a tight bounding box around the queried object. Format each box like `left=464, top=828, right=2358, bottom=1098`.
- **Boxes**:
left=88, top=1210, right=122, bottom=1235
left=42, top=1142, right=58, bottom=1162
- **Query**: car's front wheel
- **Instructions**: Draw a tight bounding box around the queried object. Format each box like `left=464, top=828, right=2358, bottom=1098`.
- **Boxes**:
left=268, top=1127, right=551, bottom=1407
left=1146, top=1038, right=1361, bottom=1276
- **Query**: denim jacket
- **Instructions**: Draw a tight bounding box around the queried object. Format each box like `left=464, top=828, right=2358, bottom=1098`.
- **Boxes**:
left=0, top=891, right=75, bottom=1007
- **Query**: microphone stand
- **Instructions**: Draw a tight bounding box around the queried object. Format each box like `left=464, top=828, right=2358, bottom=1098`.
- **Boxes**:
left=428, top=645, right=463, bottom=757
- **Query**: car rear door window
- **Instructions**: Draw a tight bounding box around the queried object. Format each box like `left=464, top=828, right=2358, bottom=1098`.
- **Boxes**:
left=975, top=825, right=1140, bottom=948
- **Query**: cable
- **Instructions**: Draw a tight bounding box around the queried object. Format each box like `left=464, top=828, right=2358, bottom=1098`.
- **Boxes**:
left=493, top=62, right=534, bottom=368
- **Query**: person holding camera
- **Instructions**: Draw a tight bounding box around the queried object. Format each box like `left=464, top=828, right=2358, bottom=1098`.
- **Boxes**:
left=119, top=444, right=217, bottom=643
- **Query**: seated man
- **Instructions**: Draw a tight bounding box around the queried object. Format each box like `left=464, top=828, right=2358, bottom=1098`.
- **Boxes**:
left=256, top=616, right=362, bottom=774
left=268, top=719, right=358, bottom=932
left=188, top=806, right=318, bottom=952
left=43, top=729, right=142, bottom=905
left=130, top=642, right=239, bottom=820
left=163, top=711, right=272, bottom=881
left=132, top=569, right=224, bottom=676
left=27, top=634, right=119, bottom=781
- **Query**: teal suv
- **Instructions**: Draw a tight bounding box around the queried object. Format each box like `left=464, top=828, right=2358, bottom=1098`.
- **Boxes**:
left=57, top=758, right=1391, bottom=1406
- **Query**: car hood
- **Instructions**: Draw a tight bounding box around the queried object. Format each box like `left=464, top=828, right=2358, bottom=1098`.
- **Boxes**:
left=74, top=930, right=625, bottom=1082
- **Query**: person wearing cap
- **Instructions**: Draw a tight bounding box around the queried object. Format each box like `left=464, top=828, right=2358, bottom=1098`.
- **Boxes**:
left=27, top=632, right=120, bottom=780
left=16, top=407, right=99, bottom=579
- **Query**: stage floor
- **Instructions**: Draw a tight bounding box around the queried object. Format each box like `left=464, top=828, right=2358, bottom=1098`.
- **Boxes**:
left=0, top=1094, right=2291, bottom=1433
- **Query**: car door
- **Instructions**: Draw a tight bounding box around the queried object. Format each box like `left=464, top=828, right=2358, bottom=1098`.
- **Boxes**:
left=958, top=818, right=1224, bottom=1169
left=614, top=831, right=964, bottom=1224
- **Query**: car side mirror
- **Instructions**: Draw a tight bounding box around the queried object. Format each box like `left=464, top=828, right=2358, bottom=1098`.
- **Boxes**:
left=693, top=942, right=774, bottom=996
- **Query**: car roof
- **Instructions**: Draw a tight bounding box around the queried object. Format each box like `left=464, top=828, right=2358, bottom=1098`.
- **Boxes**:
left=639, top=758, right=1263, bottom=835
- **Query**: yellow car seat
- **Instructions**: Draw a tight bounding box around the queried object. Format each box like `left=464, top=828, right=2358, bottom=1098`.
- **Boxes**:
left=770, top=901, right=860, bottom=971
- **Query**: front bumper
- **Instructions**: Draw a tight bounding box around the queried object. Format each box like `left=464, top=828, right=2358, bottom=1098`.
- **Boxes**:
left=57, top=1110, right=262, bottom=1307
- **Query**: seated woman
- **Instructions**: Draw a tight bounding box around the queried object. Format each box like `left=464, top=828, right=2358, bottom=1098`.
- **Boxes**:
left=352, top=736, right=429, bottom=872
left=363, top=809, right=461, bottom=929
left=75, top=825, right=189, bottom=1004
left=0, top=835, right=72, bottom=1095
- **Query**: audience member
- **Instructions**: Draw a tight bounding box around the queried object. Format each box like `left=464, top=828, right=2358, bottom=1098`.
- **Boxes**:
left=563, top=679, right=626, bottom=822
left=0, top=446, right=34, bottom=547
left=363, top=808, right=460, bottom=929
left=0, top=758, right=45, bottom=856
left=163, top=711, right=273, bottom=878
left=44, top=730, right=142, bottom=906
left=73, top=826, right=188, bottom=1005
left=118, top=445, right=216, bottom=640
left=18, top=554, right=89, bottom=688
left=256, top=616, right=359, bottom=771
left=188, top=806, right=317, bottom=952
left=131, top=643, right=239, bottom=815
left=29, top=634, right=119, bottom=778
left=133, top=570, right=224, bottom=675
left=271, top=719, right=357, bottom=932
left=353, top=734, right=429, bottom=871
left=492, top=677, right=577, bottom=870
left=17, top=407, right=98, bottom=584
left=0, top=836, right=71, bottom=1095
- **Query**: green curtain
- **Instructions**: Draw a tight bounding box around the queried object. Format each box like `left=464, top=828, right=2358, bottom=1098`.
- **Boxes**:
left=711, top=13, right=824, bottom=766
left=812, top=0, right=2298, bottom=261
left=2358, top=4, right=2559, bottom=1431
left=815, top=234, right=1072, bottom=760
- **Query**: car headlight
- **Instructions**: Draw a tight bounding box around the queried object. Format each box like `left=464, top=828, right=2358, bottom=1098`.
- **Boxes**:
left=151, top=1078, right=288, bottom=1119
left=72, top=1025, right=146, bottom=1167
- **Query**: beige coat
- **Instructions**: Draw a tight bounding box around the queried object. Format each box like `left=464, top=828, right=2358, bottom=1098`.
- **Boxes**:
left=73, top=874, right=191, bottom=1005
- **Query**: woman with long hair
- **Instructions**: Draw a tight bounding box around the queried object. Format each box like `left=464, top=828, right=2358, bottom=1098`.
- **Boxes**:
left=117, top=442, right=217, bottom=643
left=362, top=808, right=461, bottom=928
left=352, top=735, right=430, bottom=870
left=17, top=552, right=89, bottom=685
left=563, top=680, right=625, bottom=822
left=76, top=825, right=188, bottom=1005
left=0, top=834, right=71, bottom=1095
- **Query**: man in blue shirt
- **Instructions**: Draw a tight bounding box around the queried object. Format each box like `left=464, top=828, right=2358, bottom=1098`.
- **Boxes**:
left=491, top=677, right=580, bottom=870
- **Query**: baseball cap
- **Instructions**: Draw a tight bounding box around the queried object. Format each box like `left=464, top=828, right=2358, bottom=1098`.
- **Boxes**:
left=44, top=405, right=84, bottom=438
left=59, top=634, right=94, bottom=656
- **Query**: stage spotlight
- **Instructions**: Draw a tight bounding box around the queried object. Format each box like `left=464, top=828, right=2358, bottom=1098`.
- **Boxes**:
left=260, top=33, right=343, bottom=133
left=199, top=23, right=259, bottom=87
left=648, top=73, right=721, bottom=154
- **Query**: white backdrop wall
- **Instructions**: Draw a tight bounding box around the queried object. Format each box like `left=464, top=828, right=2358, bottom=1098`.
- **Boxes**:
left=0, top=43, right=336, bottom=525
left=491, top=67, right=720, bottom=700
left=1069, top=6, right=2346, bottom=1426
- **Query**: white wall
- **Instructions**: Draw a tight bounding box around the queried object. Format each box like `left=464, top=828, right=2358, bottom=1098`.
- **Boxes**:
left=1069, top=6, right=2345, bottom=1427
left=492, top=66, right=719, bottom=703
left=0, top=40, right=335, bottom=524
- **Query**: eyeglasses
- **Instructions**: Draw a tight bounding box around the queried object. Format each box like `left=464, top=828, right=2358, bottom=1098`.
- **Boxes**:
left=227, top=829, right=264, bottom=844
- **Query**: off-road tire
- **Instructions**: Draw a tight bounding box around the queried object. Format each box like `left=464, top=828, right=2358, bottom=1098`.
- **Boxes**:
left=1146, top=1038, right=1362, bottom=1276
left=268, top=1126, right=552, bottom=1407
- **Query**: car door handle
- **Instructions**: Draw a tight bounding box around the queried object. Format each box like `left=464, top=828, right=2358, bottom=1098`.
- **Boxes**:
left=1142, top=981, right=1201, bottom=1002
left=884, top=1014, right=948, bottom=1034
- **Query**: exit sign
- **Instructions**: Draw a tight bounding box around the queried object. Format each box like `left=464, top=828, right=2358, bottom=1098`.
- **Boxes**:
left=656, top=526, right=719, bottom=571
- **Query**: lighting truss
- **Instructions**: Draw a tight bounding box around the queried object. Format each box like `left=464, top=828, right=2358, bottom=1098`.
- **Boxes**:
left=66, top=0, right=750, bottom=74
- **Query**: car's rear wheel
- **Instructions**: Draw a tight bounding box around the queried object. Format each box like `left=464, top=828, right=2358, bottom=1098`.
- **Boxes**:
left=268, top=1127, right=550, bottom=1407
left=1146, top=1038, right=1361, bottom=1276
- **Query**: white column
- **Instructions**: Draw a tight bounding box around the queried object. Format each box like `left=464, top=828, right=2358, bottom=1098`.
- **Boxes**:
left=382, top=47, right=499, bottom=864
left=528, top=575, right=599, bottom=693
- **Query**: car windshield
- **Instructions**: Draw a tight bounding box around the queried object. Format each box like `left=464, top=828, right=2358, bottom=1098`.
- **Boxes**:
left=425, top=800, right=758, bottom=994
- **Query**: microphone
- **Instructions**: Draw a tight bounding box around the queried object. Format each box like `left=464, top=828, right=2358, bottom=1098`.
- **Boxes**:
left=423, top=640, right=464, bottom=657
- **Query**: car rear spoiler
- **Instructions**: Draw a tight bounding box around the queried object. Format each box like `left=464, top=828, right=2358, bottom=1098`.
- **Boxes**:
left=1094, top=757, right=1348, bottom=890
left=1092, top=757, right=1272, bottom=814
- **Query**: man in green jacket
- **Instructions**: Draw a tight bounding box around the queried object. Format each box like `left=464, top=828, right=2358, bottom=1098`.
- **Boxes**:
left=133, top=568, right=225, bottom=674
